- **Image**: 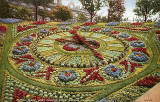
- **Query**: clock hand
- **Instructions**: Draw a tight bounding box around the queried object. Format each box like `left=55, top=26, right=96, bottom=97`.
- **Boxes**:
left=69, top=30, right=104, bottom=60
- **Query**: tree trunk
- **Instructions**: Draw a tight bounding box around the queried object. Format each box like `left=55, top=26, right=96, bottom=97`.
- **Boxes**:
left=144, top=15, right=147, bottom=22
left=34, top=4, right=38, bottom=21
left=90, top=14, right=93, bottom=22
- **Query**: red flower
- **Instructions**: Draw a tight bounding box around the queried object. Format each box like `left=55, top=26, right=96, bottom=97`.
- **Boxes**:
left=134, top=75, right=160, bottom=87
left=33, top=21, right=48, bottom=25
left=20, top=54, right=34, bottom=60
left=111, top=31, right=120, bottom=34
left=50, top=27, right=57, bottom=31
left=92, top=27, right=101, bottom=31
left=82, top=22, right=96, bottom=26
left=0, top=26, right=7, bottom=33
left=80, top=67, right=104, bottom=84
left=132, top=48, right=149, bottom=56
left=17, top=25, right=36, bottom=32
left=69, top=30, right=77, bottom=35
left=73, top=26, right=80, bottom=30
left=156, top=30, right=160, bottom=34
left=131, top=22, right=144, bottom=26
left=30, top=33, right=37, bottom=37
left=125, top=37, right=139, bottom=41
left=63, top=43, right=80, bottom=51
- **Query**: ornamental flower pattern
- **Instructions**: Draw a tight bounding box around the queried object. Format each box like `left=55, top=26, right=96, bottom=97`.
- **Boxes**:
left=119, top=33, right=130, bottom=38
left=12, top=46, right=28, bottom=55
left=130, top=52, right=149, bottom=62
left=101, top=28, right=111, bottom=32
left=131, top=41, right=145, bottom=47
left=21, top=36, right=33, bottom=42
left=58, top=70, right=77, bottom=83
left=107, top=22, right=120, bottom=26
left=23, top=61, right=41, bottom=72
left=105, top=65, right=122, bottom=77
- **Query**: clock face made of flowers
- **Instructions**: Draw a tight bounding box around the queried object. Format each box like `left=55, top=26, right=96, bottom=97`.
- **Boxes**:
left=9, top=28, right=151, bottom=87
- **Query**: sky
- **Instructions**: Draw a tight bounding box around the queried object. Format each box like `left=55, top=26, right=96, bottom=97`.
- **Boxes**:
left=62, top=0, right=137, bottom=21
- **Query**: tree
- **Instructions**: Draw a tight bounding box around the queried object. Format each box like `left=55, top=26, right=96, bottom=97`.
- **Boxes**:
left=152, top=0, right=160, bottom=17
left=8, top=0, right=53, bottom=21
left=107, top=0, right=125, bottom=22
left=77, top=13, right=88, bottom=22
left=134, top=0, right=156, bottom=22
left=79, top=0, right=103, bottom=22
left=38, top=10, right=49, bottom=21
left=0, top=0, right=11, bottom=18
left=52, top=6, right=73, bottom=21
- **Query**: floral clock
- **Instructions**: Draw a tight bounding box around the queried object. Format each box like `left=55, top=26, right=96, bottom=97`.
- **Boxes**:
left=8, top=26, right=152, bottom=87
left=6, top=25, right=153, bottom=102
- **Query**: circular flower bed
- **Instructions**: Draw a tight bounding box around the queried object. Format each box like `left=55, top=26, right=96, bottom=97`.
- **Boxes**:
left=130, top=52, right=149, bottom=62
left=105, top=65, right=122, bottom=77
left=58, top=70, right=77, bottom=83
left=131, top=41, right=145, bottom=47
left=12, top=46, right=28, bottom=55
left=22, top=61, right=41, bottom=72
left=119, top=33, right=130, bottom=38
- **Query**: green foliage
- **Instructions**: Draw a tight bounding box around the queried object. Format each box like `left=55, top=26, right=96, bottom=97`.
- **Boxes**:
left=8, top=0, right=53, bottom=21
left=52, top=6, right=73, bottom=21
left=79, top=0, right=103, bottom=22
left=107, top=0, right=125, bottom=22
left=77, top=13, right=88, bottom=22
left=0, top=0, right=11, bottom=18
left=38, top=10, right=49, bottom=20
left=134, top=0, right=158, bottom=22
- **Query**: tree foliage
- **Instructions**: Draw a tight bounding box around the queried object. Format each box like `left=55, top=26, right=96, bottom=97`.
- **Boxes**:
left=134, top=0, right=157, bottom=22
left=0, top=0, right=11, bottom=18
left=77, top=13, right=88, bottom=22
left=107, top=0, right=125, bottom=22
left=38, top=10, right=49, bottom=20
left=79, top=0, right=103, bottom=22
left=52, top=6, right=73, bottom=21
left=8, top=0, right=53, bottom=21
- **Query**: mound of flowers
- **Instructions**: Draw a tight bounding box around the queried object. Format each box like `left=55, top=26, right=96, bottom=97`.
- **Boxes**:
left=91, top=27, right=101, bottom=32
left=131, top=22, right=144, bottom=26
left=0, top=26, right=7, bottom=33
left=114, top=26, right=152, bottom=31
left=131, top=41, right=145, bottom=47
left=111, top=31, right=120, bottom=34
left=12, top=46, right=28, bottom=55
left=17, top=25, right=36, bottom=32
left=134, top=75, right=160, bottom=88
left=22, top=61, right=41, bottom=72
left=40, top=29, right=49, bottom=33
left=21, top=35, right=34, bottom=42
left=105, top=65, right=122, bottom=77
left=107, top=22, right=120, bottom=26
left=81, top=26, right=90, bottom=31
left=119, top=33, right=130, bottom=38
left=61, top=26, right=70, bottom=30
left=101, top=27, right=111, bottom=32
left=82, top=22, right=96, bottom=26
left=58, top=70, right=77, bottom=83
left=0, top=18, right=22, bottom=23
left=130, top=52, right=149, bottom=62
left=58, top=22, right=72, bottom=26
left=33, top=21, right=48, bottom=25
